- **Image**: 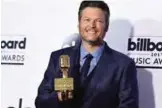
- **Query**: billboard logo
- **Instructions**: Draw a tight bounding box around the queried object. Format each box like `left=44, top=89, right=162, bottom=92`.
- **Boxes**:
left=127, top=36, right=162, bottom=68
left=1, top=38, right=26, bottom=49
left=128, top=38, right=162, bottom=51
left=1, top=35, right=27, bottom=65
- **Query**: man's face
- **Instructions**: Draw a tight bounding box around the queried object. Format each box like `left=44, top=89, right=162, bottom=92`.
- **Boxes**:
left=79, top=7, right=107, bottom=44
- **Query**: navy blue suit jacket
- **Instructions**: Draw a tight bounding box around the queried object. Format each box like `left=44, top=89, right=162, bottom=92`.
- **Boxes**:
left=35, top=42, right=139, bottom=108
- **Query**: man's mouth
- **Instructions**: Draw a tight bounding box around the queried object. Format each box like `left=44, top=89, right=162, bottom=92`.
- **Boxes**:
left=86, top=29, right=96, bottom=34
left=88, top=31, right=95, bottom=34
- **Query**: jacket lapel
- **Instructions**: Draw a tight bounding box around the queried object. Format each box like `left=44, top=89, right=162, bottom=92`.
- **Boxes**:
left=83, top=43, right=116, bottom=102
left=68, top=42, right=81, bottom=92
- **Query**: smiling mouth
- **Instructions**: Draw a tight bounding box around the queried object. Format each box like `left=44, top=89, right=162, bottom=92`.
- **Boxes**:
left=86, top=29, right=97, bottom=34
left=88, top=31, right=96, bottom=34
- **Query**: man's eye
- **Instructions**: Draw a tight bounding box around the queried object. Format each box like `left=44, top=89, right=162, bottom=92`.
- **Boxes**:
left=84, top=19, right=90, bottom=22
left=97, top=20, right=104, bottom=23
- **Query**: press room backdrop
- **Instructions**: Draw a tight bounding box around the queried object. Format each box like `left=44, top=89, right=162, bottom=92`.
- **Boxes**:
left=1, top=0, right=162, bottom=108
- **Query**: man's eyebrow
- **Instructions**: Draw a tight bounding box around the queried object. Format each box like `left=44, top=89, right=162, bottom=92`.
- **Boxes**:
left=82, top=17, right=103, bottom=20
left=82, top=16, right=90, bottom=19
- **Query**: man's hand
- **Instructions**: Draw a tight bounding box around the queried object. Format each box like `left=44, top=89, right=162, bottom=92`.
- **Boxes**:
left=57, top=92, right=63, bottom=101
left=57, top=91, right=73, bottom=101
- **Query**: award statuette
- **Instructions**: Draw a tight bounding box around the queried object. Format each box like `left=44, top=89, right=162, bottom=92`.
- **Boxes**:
left=54, top=55, right=74, bottom=100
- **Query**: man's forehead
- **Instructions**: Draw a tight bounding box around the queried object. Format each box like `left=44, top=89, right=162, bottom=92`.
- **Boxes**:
left=80, top=7, right=105, bottom=18
left=81, top=7, right=104, bottom=13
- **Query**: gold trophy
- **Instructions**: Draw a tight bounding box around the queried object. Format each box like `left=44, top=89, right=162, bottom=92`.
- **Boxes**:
left=54, top=55, right=74, bottom=100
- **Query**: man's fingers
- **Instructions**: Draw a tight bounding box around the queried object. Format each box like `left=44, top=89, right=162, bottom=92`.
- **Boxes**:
left=57, top=92, right=63, bottom=101
left=57, top=91, right=73, bottom=101
left=68, top=91, right=73, bottom=99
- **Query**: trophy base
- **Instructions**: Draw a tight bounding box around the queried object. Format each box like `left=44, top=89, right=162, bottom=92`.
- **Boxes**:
left=54, top=78, right=74, bottom=91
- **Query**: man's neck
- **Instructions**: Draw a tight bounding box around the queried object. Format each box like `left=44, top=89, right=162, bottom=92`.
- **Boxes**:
left=82, top=41, right=103, bottom=53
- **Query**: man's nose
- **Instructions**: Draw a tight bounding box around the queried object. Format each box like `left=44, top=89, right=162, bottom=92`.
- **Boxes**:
left=89, top=20, right=96, bottom=28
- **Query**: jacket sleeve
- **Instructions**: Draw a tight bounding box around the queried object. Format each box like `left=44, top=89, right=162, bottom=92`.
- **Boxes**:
left=35, top=52, right=59, bottom=108
left=118, top=60, right=139, bottom=108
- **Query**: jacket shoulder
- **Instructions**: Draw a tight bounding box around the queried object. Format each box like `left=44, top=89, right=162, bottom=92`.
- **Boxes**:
left=51, top=46, right=74, bottom=58
left=110, top=48, right=135, bottom=67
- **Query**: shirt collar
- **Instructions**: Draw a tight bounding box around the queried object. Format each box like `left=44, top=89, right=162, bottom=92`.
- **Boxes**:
left=80, top=42, right=105, bottom=60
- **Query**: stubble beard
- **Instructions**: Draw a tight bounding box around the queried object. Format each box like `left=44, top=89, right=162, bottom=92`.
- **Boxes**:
left=81, top=36, right=104, bottom=46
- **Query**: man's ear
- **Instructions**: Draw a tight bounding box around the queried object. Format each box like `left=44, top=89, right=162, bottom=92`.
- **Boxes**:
left=105, top=21, right=109, bottom=32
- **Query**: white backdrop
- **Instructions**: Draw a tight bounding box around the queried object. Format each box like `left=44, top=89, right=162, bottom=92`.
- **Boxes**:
left=1, top=0, right=162, bottom=108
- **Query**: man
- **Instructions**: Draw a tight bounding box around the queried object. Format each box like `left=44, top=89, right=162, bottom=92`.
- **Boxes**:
left=35, top=1, right=139, bottom=108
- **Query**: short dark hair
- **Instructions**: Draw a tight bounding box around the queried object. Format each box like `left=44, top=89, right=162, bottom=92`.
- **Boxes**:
left=78, top=0, right=110, bottom=31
